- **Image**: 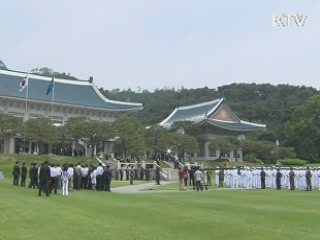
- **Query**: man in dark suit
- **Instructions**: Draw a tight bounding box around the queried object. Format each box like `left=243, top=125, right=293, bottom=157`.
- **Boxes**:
left=119, top=166, right=123, bottom=181
left=218, top=168, right=224, bottom=188
left=306, top=167, right=312, bottom=191
left=140, top=167, right=144, bottom=181
left=12, top=161, right=20, bottom=186
left=276, top=169, right=282, bottom=190
left=129, top=165, right=134, bottom=185
left=289, top=167, right=295, bottom=191
left=33, top=163, right=39, bottom=188
left=28, top=163, right=34, bottom=188
left=20, top=162, right=27, bottom=187
left=260, top=167, right=266, bottom=189
left=104, top=165, right=112, bottom=192
left=189, top=167, right=195, bottom=187
left=38, top=161, right=51, bottom=197
left=155, top=166, right=161, bottom=185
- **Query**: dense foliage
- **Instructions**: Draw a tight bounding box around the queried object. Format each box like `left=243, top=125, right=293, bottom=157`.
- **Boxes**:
left=101, top=84, right=317, bottom=134
left=101, top=84, right=320, bottom=162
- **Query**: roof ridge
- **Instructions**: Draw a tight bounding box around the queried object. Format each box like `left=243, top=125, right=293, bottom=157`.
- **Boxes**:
left=0, top=69, right=90, bottom=84
left=92, top=83, right=143, bottom=107
left=240, top=120, right=267, bottom=128
left=176, top=98, right=221, bottom=110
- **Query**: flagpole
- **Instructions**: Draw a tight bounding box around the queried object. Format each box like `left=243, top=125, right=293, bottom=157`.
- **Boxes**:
left=51, top=76, right=55, bottom=122
left=25, top=72, right=29, bottom=122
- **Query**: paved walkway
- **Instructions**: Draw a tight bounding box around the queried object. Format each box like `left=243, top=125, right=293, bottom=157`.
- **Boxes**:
left=111, top=182, right=250, bottom=194
left=111, top=181, right=177, bottom=194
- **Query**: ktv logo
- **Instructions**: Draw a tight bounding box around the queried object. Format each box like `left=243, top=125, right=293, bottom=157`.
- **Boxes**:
left=272, top=13, right=307, bottom=27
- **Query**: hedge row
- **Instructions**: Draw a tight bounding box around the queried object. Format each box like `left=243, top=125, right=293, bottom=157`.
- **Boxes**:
left=279, top=159, right=307, bottom=166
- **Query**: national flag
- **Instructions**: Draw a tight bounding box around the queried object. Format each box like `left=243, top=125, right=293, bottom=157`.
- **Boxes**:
left=46, top=76, right=55, bottom=95
left=19, top=75, right=29, bottom=92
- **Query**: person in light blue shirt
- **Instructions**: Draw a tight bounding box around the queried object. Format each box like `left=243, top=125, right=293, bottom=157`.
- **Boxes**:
left=0, top=170, right=4, bottom=181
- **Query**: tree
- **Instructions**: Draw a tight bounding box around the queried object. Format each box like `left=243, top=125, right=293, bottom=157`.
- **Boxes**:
left=167, top=132, right=199, bottom=160
left=31, top=67, right=78, bottom=80
left=210, top=137, right=239, bottom=159
left=114, top=117, right=146, bottom=160
left=258, top=130, right=277, bottom=142
left=24, top=118, right=58, bottom=154
left=239, top=139, right=295, bottom=164
left=144, top=125, right=169, bottom=154
left=66, top=117, right=88, bottom=156
left=0, top=113, right=21, bottom=152
left=82, top=120, right=115, bottom=158
left=285, top=96, right=320, bottom=162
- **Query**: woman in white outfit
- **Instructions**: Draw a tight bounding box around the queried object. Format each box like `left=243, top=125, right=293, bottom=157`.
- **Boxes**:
left=90, top=167, right=97, bottom=190
left=62, top=165, right=70, bottom=196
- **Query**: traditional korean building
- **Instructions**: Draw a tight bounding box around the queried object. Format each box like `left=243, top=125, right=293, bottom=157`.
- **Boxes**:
left=160, top=98, right=266, bottom=161
left=0, top=67, right=143, bottom=155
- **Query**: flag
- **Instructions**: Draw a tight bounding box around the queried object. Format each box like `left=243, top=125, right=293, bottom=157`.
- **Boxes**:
left=19, top=75, right=29, bottom=92
left=46, top=76, right=55, bottom=95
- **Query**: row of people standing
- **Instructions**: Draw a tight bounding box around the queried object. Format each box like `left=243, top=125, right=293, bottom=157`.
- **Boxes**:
left=217, top=166, right=317, bottom=191
left=12, top=161, right=162, bottom=195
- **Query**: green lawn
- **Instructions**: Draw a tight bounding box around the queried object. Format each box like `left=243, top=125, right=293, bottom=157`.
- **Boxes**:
left=1, top=156, right=320, bottom=240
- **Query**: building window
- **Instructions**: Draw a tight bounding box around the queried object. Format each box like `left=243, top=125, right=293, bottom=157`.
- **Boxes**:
left=209, top=148, right=216, bottom=157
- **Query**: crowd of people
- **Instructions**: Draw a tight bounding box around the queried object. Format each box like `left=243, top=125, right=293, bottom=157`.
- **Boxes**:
left=11, top=160, right=320, bottom=194
left=12, top=161, right=161, bottom=197
left=217, top=167, right=318, bottom=191
left=178, top=166, right=212, bottom=191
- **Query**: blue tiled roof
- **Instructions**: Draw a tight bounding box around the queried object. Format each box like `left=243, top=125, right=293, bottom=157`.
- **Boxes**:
left=160, top=98, right=266, bottom=132
left=160, top=99, right=221, bottom=128
left=199, top=119, right=266, bottom=132
left=0, top=70, right=142, bottom=111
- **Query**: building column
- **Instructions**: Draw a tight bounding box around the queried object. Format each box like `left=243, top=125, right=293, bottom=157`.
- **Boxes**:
left=48, top=144, right=53, bottom=155
left=28, top=141, right=32, bottom=154
left=229, top=150, right=234, bottom=162
left=8, top=136, right=15, bottom=154
left=238, top=149, right=243, bottom=162
left=72, top=142, right=76, bottom=157
left=93, top=144, right=97, bottom=156
left=34, top=141, right=39, bottom=155
left=204, top=142, right=210, bottom=160
left=3, top=137, right=10, bottom=153
left=86, top=145, right=91, bottom=157
left=194, top=152, right=198, bottom=160
left=103, top=141, right=114, bottom=155
left=216, top=149, right=221, bottom=160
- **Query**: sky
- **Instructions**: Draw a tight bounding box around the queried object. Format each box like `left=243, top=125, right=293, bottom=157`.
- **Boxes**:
left=1, top=1, right=319, bottom=91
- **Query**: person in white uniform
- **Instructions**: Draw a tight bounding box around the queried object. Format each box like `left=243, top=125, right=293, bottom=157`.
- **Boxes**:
left=194, top=167, right=203, bottom=191
left=61, top=165, right=70, bottom=196
left=67, top=164, right=74, bottom=191
left=56, top=164, right=62, bottom=189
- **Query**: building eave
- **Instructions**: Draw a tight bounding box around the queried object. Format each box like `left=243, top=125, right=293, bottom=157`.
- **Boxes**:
left=198, top=118, right=266, bottom=132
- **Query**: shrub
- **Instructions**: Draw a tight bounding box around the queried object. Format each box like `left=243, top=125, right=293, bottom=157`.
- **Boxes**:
left=244, top=154, right=263, bottom=164
left=279, top=159, right=307, bottom=166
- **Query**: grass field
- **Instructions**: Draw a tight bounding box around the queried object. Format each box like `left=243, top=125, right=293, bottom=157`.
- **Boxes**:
left=1, top=156, right=320, bottom=240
